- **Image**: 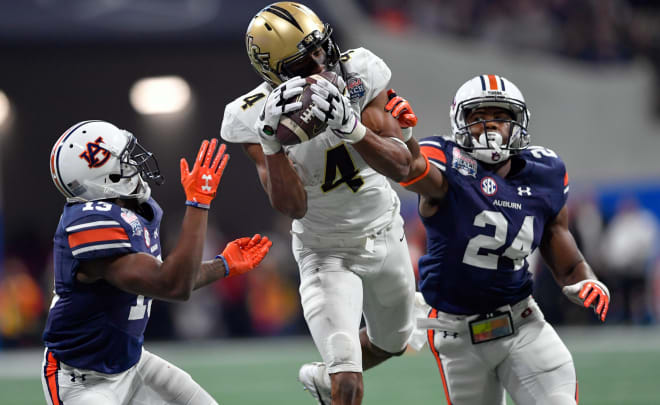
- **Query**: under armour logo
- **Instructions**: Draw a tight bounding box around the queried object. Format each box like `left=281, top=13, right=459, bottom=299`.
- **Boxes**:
left=70, top=373, right=86, bottom=382
left=201, top=174, right=213, bottom=192
left=441, top=330, right=458, bottom=339
left=517, top=186, right=532, bottom=196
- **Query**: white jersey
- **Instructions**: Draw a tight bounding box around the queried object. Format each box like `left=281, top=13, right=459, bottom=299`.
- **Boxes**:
left=221, top=48, right=400, bottom=238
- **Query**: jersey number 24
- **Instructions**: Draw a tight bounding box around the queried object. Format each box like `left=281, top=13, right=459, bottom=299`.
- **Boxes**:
left=463, top=211, right=534, bottom=270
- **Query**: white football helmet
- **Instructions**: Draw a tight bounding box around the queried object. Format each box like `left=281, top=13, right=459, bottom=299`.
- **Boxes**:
left=50, top=120, right=163, bottom=203
left=450, top=75, right=530, bottom=164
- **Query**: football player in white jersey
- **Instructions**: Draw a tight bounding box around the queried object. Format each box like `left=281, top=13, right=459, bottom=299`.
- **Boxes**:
left=392, top=77, right=610, bottom=404
left=220, top=3, right=417, bottom=404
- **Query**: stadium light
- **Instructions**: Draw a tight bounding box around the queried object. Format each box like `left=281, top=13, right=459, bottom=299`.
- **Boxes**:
left=0, top=90, right=10, bottom=126
left=129, top=76, right=191, bottom=115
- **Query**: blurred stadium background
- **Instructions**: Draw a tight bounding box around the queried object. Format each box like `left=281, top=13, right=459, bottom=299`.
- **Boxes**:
left=1, top=0, right=660, bottom=403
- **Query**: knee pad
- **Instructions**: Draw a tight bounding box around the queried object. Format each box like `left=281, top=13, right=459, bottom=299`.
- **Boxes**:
left=539, top=393, right=577, bottom=405
left=138, top=352, right=216, bottom=405
left=326, top=332, right=359, bottom=370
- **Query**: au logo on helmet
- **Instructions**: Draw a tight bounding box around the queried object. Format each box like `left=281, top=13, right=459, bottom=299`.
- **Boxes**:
left=79, top=137, right=110, bottom=168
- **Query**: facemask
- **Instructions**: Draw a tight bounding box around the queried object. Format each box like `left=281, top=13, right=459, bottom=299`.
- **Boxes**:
left=468, top=132, right=510, bottom=164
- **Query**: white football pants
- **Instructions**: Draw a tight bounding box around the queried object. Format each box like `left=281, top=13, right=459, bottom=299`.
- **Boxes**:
left=414, top=295, right=578, bottom=405
left=293, top=214, right=416, bottom=374
left=41, top=347, right=217, bottom=405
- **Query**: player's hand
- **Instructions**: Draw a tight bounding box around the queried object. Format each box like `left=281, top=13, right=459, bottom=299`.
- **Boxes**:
left=180, top=139, right=229, bottom=209
left=218, top=234, right=273, bottom=278
left=255, top=76, right=306, bottom=155
left=562, top=279, right=610, bottom=322
left=386, top=89, right=417, bottom=142
left=310, top=77, right=366, bottom=143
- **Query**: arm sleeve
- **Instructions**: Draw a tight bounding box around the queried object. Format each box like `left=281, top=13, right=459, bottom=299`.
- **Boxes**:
left=65, top=210, right=137, bottom=260
left=550, top=158, right=570, bottom=218
left=418, top=136, right=449, bottom=173
left=220, top=101, right=261, bottom=144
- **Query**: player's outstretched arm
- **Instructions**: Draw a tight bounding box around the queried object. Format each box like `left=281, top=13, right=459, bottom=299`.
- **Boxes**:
left=385, top=89, right=447, bottom=201
left=78, top=139, right=229, bottom=301
left=540, top=205, right=610, bottom=321
left=310, top=80, right=412, bottom=182
left=194, top=234, right=273, bottom=289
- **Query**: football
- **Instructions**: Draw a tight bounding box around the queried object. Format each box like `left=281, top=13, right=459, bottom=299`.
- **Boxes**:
left=276, top=71, right=344, bottom=146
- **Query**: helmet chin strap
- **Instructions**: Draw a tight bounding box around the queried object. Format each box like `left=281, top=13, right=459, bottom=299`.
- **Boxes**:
left=470, top=132, right=510, bottom=164
left=136, top=178, right=151, bottom=204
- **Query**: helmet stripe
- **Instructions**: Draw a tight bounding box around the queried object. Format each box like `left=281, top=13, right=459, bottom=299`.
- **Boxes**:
left=487, top=74, right=498, bottom=90
left=500, top=76, right=506, bottom=91
left=266, top=5, right=304, bottom=32
left=479, top=75, right=486, bottom=90
left=51, top=133, right=72, bottom=197
left=52, top=120, right=102, bottom=198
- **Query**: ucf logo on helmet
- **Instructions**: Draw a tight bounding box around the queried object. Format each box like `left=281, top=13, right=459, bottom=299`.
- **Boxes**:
left=79, top=137, right=111, bottom=168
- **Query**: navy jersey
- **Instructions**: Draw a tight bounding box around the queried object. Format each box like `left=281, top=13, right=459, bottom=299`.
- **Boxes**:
left=43, top=198, right=163, bottom=373
left=418, top=137, right=569, bottom=314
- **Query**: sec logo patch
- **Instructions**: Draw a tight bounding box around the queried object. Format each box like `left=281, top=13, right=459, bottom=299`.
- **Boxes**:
left=481, top=177, right=497, bottom=196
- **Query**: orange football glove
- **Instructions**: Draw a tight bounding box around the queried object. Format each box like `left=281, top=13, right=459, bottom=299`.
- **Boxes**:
left=217, top=234, right=273, bottom=278
left=385, top=89, right=418, bottom=128
left=562, top=279, right=610, bottom=322
left=180, top=139, right=229, bottom=209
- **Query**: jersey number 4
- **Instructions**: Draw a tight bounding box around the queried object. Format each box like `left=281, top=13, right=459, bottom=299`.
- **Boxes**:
left=322, top=144, right=364, bottom=193
left=463, top=211, right=534, bottom=270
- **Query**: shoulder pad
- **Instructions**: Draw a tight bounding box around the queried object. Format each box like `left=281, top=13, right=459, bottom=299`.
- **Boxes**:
left=62, top=201, right=135, bottom=259
left=221, top=83, right=270, bottom=144
left=340, top=48, right=391, bottom=107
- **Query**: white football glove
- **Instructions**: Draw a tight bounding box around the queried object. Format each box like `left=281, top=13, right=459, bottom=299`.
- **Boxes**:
left=562, top=279, right=610, bottom=322
left=255, top=76, right=306, bottom=155
left=310, top=78, right=366, bottom=144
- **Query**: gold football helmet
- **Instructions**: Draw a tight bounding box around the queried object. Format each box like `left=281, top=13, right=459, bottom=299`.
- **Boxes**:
left=246, top=2, right=340, bottom=86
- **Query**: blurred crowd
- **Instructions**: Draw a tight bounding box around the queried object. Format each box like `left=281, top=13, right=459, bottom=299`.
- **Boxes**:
left=533, top=194, right=660, bottom=325
left=2, top=190, right=658, bottom=348
left=358, top=0, right=660, bottom=114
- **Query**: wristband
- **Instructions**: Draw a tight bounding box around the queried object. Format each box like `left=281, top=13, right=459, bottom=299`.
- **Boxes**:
left=399, top=154, right=430, bottom=187
left=215, top=254, right=230, bottom=277
left=336, top=118, right=367, bottom=144
left=401, top=127, right=413, bottom=142
left=259, top=128, right=282, bottom=155
left=185, top=200, right=210, bottom=210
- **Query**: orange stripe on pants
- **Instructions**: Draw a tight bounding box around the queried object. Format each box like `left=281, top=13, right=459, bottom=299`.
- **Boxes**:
left=45, top=351, right=63, bottom=405
left=427, top=309, right=452, bottom=405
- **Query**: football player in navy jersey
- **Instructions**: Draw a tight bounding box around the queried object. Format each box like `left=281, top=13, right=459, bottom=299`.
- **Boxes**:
left=43, top=120, right=272, bottom=405
left=389, top=76, right=610, bottom=405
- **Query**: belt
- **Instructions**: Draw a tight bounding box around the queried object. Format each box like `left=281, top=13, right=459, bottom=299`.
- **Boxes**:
left=417, top=296, right=535, bottom=331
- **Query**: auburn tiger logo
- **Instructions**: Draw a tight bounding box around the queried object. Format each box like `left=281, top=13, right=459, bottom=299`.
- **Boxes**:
left=79, top=136, right=111, bottom=168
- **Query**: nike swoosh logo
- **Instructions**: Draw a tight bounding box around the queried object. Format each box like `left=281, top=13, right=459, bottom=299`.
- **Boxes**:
left=400, top=234, right=405, bottom=242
